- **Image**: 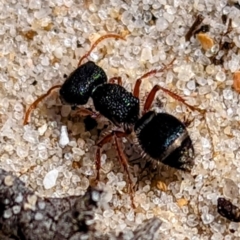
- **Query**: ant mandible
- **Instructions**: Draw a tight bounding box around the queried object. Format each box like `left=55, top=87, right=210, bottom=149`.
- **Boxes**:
left=24, top=33, right=205, bottom=206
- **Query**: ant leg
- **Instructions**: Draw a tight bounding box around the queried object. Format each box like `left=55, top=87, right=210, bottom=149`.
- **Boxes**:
left=78, top=34, right=125, bottom=66
left=109, top=76, right=122, bottom=85
left=96, top=131, right=125, bottom=181
left=71, top=107, right=99, bottom=119
left=113, top=133, right=135, bottom=208
left=133, top=58, right=175, bottom=98
left=96, top=131, right=135, bottom=207
left=23, top=85, right=62, bottom=125
left=143, top=85, right=200, bottom=114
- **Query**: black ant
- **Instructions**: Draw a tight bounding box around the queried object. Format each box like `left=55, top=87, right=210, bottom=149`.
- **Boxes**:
left=24, top=34, right=206, bottom=206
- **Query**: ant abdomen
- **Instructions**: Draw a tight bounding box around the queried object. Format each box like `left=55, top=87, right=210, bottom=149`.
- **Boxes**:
left=134, top=111, right=194, bottom=171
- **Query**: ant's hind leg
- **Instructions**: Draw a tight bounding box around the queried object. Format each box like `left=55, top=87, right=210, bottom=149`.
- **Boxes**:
left=23, top=85, right=62, bottom=125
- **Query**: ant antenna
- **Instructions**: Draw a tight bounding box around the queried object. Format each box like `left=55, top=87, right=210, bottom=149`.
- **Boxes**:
left=78, top=34, right=125, bottom=66
left=24, top=34, right=126, bottom=125
left=23, top=85, right=62, bottom=125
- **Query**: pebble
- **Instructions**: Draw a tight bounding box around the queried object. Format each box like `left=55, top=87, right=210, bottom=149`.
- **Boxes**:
left=59, top=125, right=69, bottom=147
left=43, top=169, right=59, bottom=190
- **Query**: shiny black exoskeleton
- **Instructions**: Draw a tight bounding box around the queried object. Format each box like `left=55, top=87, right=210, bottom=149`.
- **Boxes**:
left=60, top=61, right=107, bottom=106
left=92, top=84, right=139, bottom=128
left=134, top=111, right=194, bottom=171
left=59, top=61, right=194, bottom=171
left=60, top=61, right=139, bottom=130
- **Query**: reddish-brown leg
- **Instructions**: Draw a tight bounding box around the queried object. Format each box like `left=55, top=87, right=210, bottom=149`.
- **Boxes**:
left=71, top=107, right=99, bottom=119
left=109, top=76, right=122, bottom=85
left=23, top=85, right=62, bottom=125
left=95, top=131, right=135, bottom=207
left=143, top=85, right=201, bottom=114
left=133, top=58, right=175, bottom=98
left=96, top=131, right=126, bottom=181
left=78, top=34, right=125, bottom=66
left=113, top=134, right=135, bottom=207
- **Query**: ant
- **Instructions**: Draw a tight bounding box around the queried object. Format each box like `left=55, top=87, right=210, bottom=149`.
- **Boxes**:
left=24, top=34, right=206, bottom=207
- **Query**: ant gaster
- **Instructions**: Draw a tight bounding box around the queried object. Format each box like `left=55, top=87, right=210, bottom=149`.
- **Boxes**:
left=24, top=34, right=203, bottom=206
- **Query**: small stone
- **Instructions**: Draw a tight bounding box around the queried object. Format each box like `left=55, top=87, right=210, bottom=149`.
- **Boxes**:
left=176, top=198, right=188, bottom=207
left=38, top=124, right=48, bottom=136
left=53, top=47, right=63, bottom=59
left=4, top=175, right=14, bottom=186
left=3, top=209, right=12, bottom=219
left=197, top=33, right=214, bottom=51
left=216, top=71, right=226, bottom=82
left=218, top=198, right=240, bottom=222
left=233, top=71, right=240, bottom=93
left=35, top=212, right=44, bottom=221
left=223, top=178, right=238, bottom=199
left=59, top=125, right=69, bottom=147
left=223, top=89, right=233, bottom=100
left=140, top=47, right=152, bottom=62
left=43, top=169, right=59, bottom=190
left=37, top=201, right=46, bottom=210
left=12, top=205, right=21, bottom=214
left=15, top=193, right=23, bottom=203
left=156, top=17, right=169, bottom=32
left=156, top=181, right=167, bottom=192
left=24, top=194, right=38, bottom=211
left=201, top=213, right=214, bottom=224
left=61, top=105, right=71, bottom=117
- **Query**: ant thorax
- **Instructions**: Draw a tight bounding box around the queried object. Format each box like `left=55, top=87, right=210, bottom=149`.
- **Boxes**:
left=92, top=83, right=140, bottom=127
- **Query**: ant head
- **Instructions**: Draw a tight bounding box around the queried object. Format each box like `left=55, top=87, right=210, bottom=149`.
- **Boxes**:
left=59, top=61, right=107, bottom=106
left=134, top=111, right=194, bottom=171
